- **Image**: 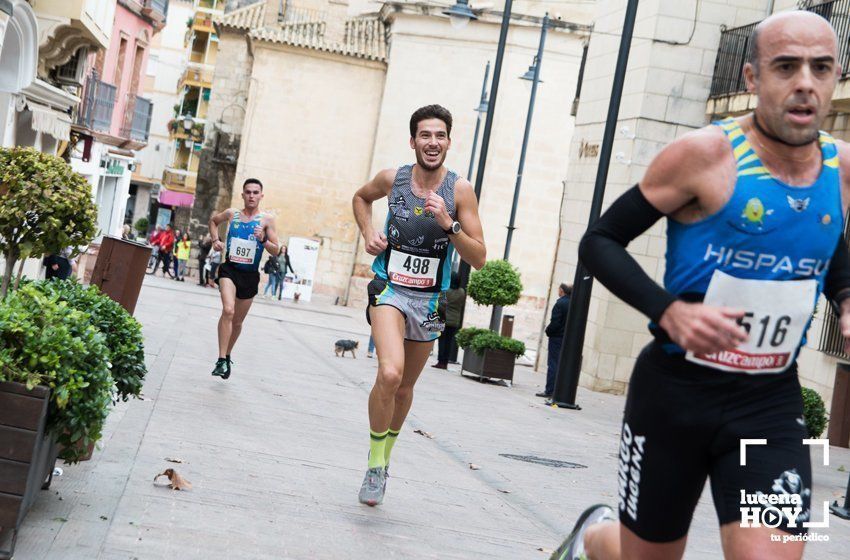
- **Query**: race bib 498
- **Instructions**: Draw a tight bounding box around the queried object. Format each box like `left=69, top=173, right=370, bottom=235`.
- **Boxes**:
left=387, top=251, right=439, bottom=289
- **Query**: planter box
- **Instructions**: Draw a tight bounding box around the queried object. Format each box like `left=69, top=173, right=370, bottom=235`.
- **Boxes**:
left=0, top=381, right=57, bottom=560
left=461, top=348, right=516, bottom=384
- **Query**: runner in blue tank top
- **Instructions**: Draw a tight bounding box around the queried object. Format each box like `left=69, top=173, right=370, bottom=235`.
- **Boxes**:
left=352, top=105, right=486, bottom=506
left=208, top=178, right=281, bottom=379
left=551, top=11, right=850, bottom=560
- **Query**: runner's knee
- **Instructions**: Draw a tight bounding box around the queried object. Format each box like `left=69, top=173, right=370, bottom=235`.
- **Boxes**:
left=394, top=384, right=414, bottom=403
left=376, top=364, right=403, bottom=392
left=221, top=304, right=235, bottom=319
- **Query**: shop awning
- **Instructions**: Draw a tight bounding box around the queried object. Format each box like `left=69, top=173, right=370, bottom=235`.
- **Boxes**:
left=28, top=100, right=72, bottom=141
left=158, top=188, right=195, bottom=208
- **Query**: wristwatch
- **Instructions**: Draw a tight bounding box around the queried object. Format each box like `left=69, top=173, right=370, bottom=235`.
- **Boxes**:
left=444, top=221, right=462, bottom=235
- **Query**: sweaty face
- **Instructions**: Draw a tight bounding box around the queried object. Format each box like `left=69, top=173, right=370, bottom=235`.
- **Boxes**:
left=746, top=16, right=839, bottom=146
left=410, top=118, right=450, bottom=171
left=242, top=184, right=263, bottom=209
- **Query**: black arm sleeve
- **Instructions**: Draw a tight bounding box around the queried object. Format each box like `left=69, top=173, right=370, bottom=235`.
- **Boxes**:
left=578, top=185, right=678, bottom=323
left=823, top=237, right=850, bottom=313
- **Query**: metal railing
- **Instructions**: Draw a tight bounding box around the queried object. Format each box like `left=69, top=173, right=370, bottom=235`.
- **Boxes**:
left=77, top=74, right=117, bottom=133
left=710, top=0, right=850, bottom=98
left=145, top=0, right=169, bottom=17
left=121, top=94, right=153, bottom=142
left=819, top=302, right=850, bottom=360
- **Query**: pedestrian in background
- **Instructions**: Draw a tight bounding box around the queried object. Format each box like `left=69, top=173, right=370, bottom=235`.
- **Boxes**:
left=262, top=253, right=281, bottom=298
left=432, top=272, right=465, bottom=369
left=153, top=224, right=175, bottom=277
left=43, top=247, right=75, bottom=281
left=206, top=246, right=222, bottom=288
left=198, top=234, right=212, bottom=286
left=275, top=245, right=295, bottom=300
left=175, top=233, right=191, bottom=282
left=171, top=229, right=182, bottom=279
left=536, top=283, right=571, bottom=398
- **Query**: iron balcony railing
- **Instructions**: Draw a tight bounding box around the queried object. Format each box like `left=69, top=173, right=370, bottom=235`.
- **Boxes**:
left=121, top=94, right=154, bottom=143
left=77, top=75, right=117, bottom=133
left=148, top=0, right=169, bottom=16
left=710, top=0, right=850, bottom=98
left=819, top=302, right=850, bottom=361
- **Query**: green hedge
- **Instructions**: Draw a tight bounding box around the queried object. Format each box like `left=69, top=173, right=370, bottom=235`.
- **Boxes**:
left=455, top=327, right=525, bottom=357
left=38, top=279, right=146, bottom=402
left=801, top=387, right=828, bottom=438
left=0, top=284, right=112, bottom=463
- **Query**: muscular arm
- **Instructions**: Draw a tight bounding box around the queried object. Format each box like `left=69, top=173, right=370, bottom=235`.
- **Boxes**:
left=352, top=169, right=395, bottom=255
left=446, top=179, right=485, bottom=269
left=260, top=215, right=281, bottom=256
left=579, top=127, right=747, bottom=354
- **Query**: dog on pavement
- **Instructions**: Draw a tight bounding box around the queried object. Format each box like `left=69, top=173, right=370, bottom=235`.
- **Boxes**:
left=334, top=339, right=359, bottom=358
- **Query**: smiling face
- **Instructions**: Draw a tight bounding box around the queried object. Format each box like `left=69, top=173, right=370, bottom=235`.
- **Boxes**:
left=744, top=12, right=840, bottom=146
left=410, top=118, right=451, bottom=171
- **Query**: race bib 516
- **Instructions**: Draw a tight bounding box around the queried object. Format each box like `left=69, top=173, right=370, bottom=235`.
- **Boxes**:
left=686, top=271, right=817, bottom=374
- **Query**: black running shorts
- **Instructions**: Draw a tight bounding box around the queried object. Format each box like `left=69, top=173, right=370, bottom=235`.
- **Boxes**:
left=216, top=261, right=260, bottom=300
left=618, top=342, right=812, bottom=542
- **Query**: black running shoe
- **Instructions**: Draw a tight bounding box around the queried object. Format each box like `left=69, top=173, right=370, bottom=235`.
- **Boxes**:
left=223, top=355, right=233, bottom=380
left=550, top=504, right=616, bottom=560
left=211, top=358, right=228, bottom=378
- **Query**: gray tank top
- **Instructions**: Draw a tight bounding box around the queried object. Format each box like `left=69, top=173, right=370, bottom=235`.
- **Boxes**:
left=373, top=164, right=458, bottom=292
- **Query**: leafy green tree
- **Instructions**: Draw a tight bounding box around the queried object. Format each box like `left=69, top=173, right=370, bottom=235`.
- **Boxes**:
left=0, top=147, right=97, bottom=297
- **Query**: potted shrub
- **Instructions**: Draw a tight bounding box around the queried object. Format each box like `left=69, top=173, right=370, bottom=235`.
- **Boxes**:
left=134, top=217, right=149, bottom=239
left=0, top=284, right=112, bottom=556
left=0, top=147, right=97, bottom=298
left=457, top=260, right=525, bottom=383
left=801, top=386, right=828, bottom=438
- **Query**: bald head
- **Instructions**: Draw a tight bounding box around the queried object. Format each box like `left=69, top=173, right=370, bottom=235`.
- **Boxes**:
left=748, top=10, right=838, bottom=76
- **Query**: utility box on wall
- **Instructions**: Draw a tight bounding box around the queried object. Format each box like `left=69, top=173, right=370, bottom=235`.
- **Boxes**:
left=90, top=237, right=151, bottom=315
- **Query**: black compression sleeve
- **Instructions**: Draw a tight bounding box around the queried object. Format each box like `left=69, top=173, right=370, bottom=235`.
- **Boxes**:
left=823, top=237, right=850, bottom=313
left=578, top=185, right=678, bottom=323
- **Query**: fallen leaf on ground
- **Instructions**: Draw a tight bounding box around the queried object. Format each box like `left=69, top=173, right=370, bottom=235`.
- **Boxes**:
left=839, top=465, right=846, bottom=472
left=164, top=457, right=184, bottom=464
left=153, top=468, right=192, bottom=491
left=99, top=515, right=108, bottom=521
left=498, top=489, right=511, bottom=494
left=537, top=547, right=552, bottom=553
left=53, top=517, right=67, bottom=523
left=469, top=463, right=480, bottom=470
left=414, top=429, right=434, bottom=439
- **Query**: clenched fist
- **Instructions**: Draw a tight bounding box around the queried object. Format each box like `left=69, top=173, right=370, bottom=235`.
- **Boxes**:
left=424, top=192, right=452, bottom=231
left=365, top=230, right=388, bottom=255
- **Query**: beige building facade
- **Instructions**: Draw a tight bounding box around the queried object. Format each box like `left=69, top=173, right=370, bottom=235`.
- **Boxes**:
left=194, top=0, right=593, bottom=359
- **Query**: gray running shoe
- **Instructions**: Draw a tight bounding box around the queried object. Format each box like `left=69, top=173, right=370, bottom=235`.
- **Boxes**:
left=358, top=467, right=387, bottom=506
left=550, top=504, right=616, bottom=560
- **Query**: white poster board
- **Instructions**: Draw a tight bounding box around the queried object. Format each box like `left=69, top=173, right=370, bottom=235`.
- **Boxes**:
left=281, top=237, right=320, bottom=302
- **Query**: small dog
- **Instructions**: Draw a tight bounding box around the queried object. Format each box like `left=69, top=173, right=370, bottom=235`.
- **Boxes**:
left=334, top=339, right=359, bottom=358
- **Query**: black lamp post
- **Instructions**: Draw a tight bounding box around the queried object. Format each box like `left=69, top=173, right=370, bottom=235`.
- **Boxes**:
left=489, top=12, right=549, bottom=331
left=550, top=0, right=640, bottom=409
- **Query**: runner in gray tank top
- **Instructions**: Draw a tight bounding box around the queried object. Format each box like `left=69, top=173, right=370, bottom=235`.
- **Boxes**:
left=352, top=105, right=486, bottom=506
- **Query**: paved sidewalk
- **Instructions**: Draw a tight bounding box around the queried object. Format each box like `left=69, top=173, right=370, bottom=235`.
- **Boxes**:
left=11, top=276, right=850, bottom=559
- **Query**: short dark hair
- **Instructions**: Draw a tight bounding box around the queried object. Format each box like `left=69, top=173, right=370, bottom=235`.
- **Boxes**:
left=747, top=26, right=761, bottom=76
left=410, top=105, right=452, bottom=138
left=560, top=283, right=572, bottom=296
left=243, top=178, right=263, bottom=191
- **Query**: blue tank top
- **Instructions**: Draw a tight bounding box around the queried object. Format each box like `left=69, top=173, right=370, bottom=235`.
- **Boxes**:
left=225, top=210, right=265, bottom=271
left=661, top=118, right=843, bottom=351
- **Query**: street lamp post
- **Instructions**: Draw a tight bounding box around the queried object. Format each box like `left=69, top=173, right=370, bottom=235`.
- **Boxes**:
left=468, top=61, right=491, bottom=183
left=550, top=0, right=640, bottom=409
left=489, top=13, right=549, bottom=331
left=447, top=0, right=515, bottom=341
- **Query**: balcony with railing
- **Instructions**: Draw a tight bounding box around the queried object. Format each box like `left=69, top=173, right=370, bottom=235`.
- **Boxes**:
left=121, top=94, right=154, bottom=143
left=77, top=75, right=117, bottom=133
left=144, top=0, right=169, bottom=18
left=163, top=168, right=198, bottom=193
left=710, top=0, right=850, bottom=106
left=179, top=64, right=214, bottom=90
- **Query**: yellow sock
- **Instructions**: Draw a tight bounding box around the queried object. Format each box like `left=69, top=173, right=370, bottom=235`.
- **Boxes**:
left=368, top=429, right=389, bottom=469
left=384, top=429, right=400, bottom=465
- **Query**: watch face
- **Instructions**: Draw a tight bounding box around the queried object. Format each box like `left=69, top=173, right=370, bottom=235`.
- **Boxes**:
left=452, top=222, right=461, bottom=234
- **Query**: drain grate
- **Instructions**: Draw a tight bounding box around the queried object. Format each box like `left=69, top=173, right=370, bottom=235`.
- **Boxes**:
left=499, top=454, right=587, bottom=469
